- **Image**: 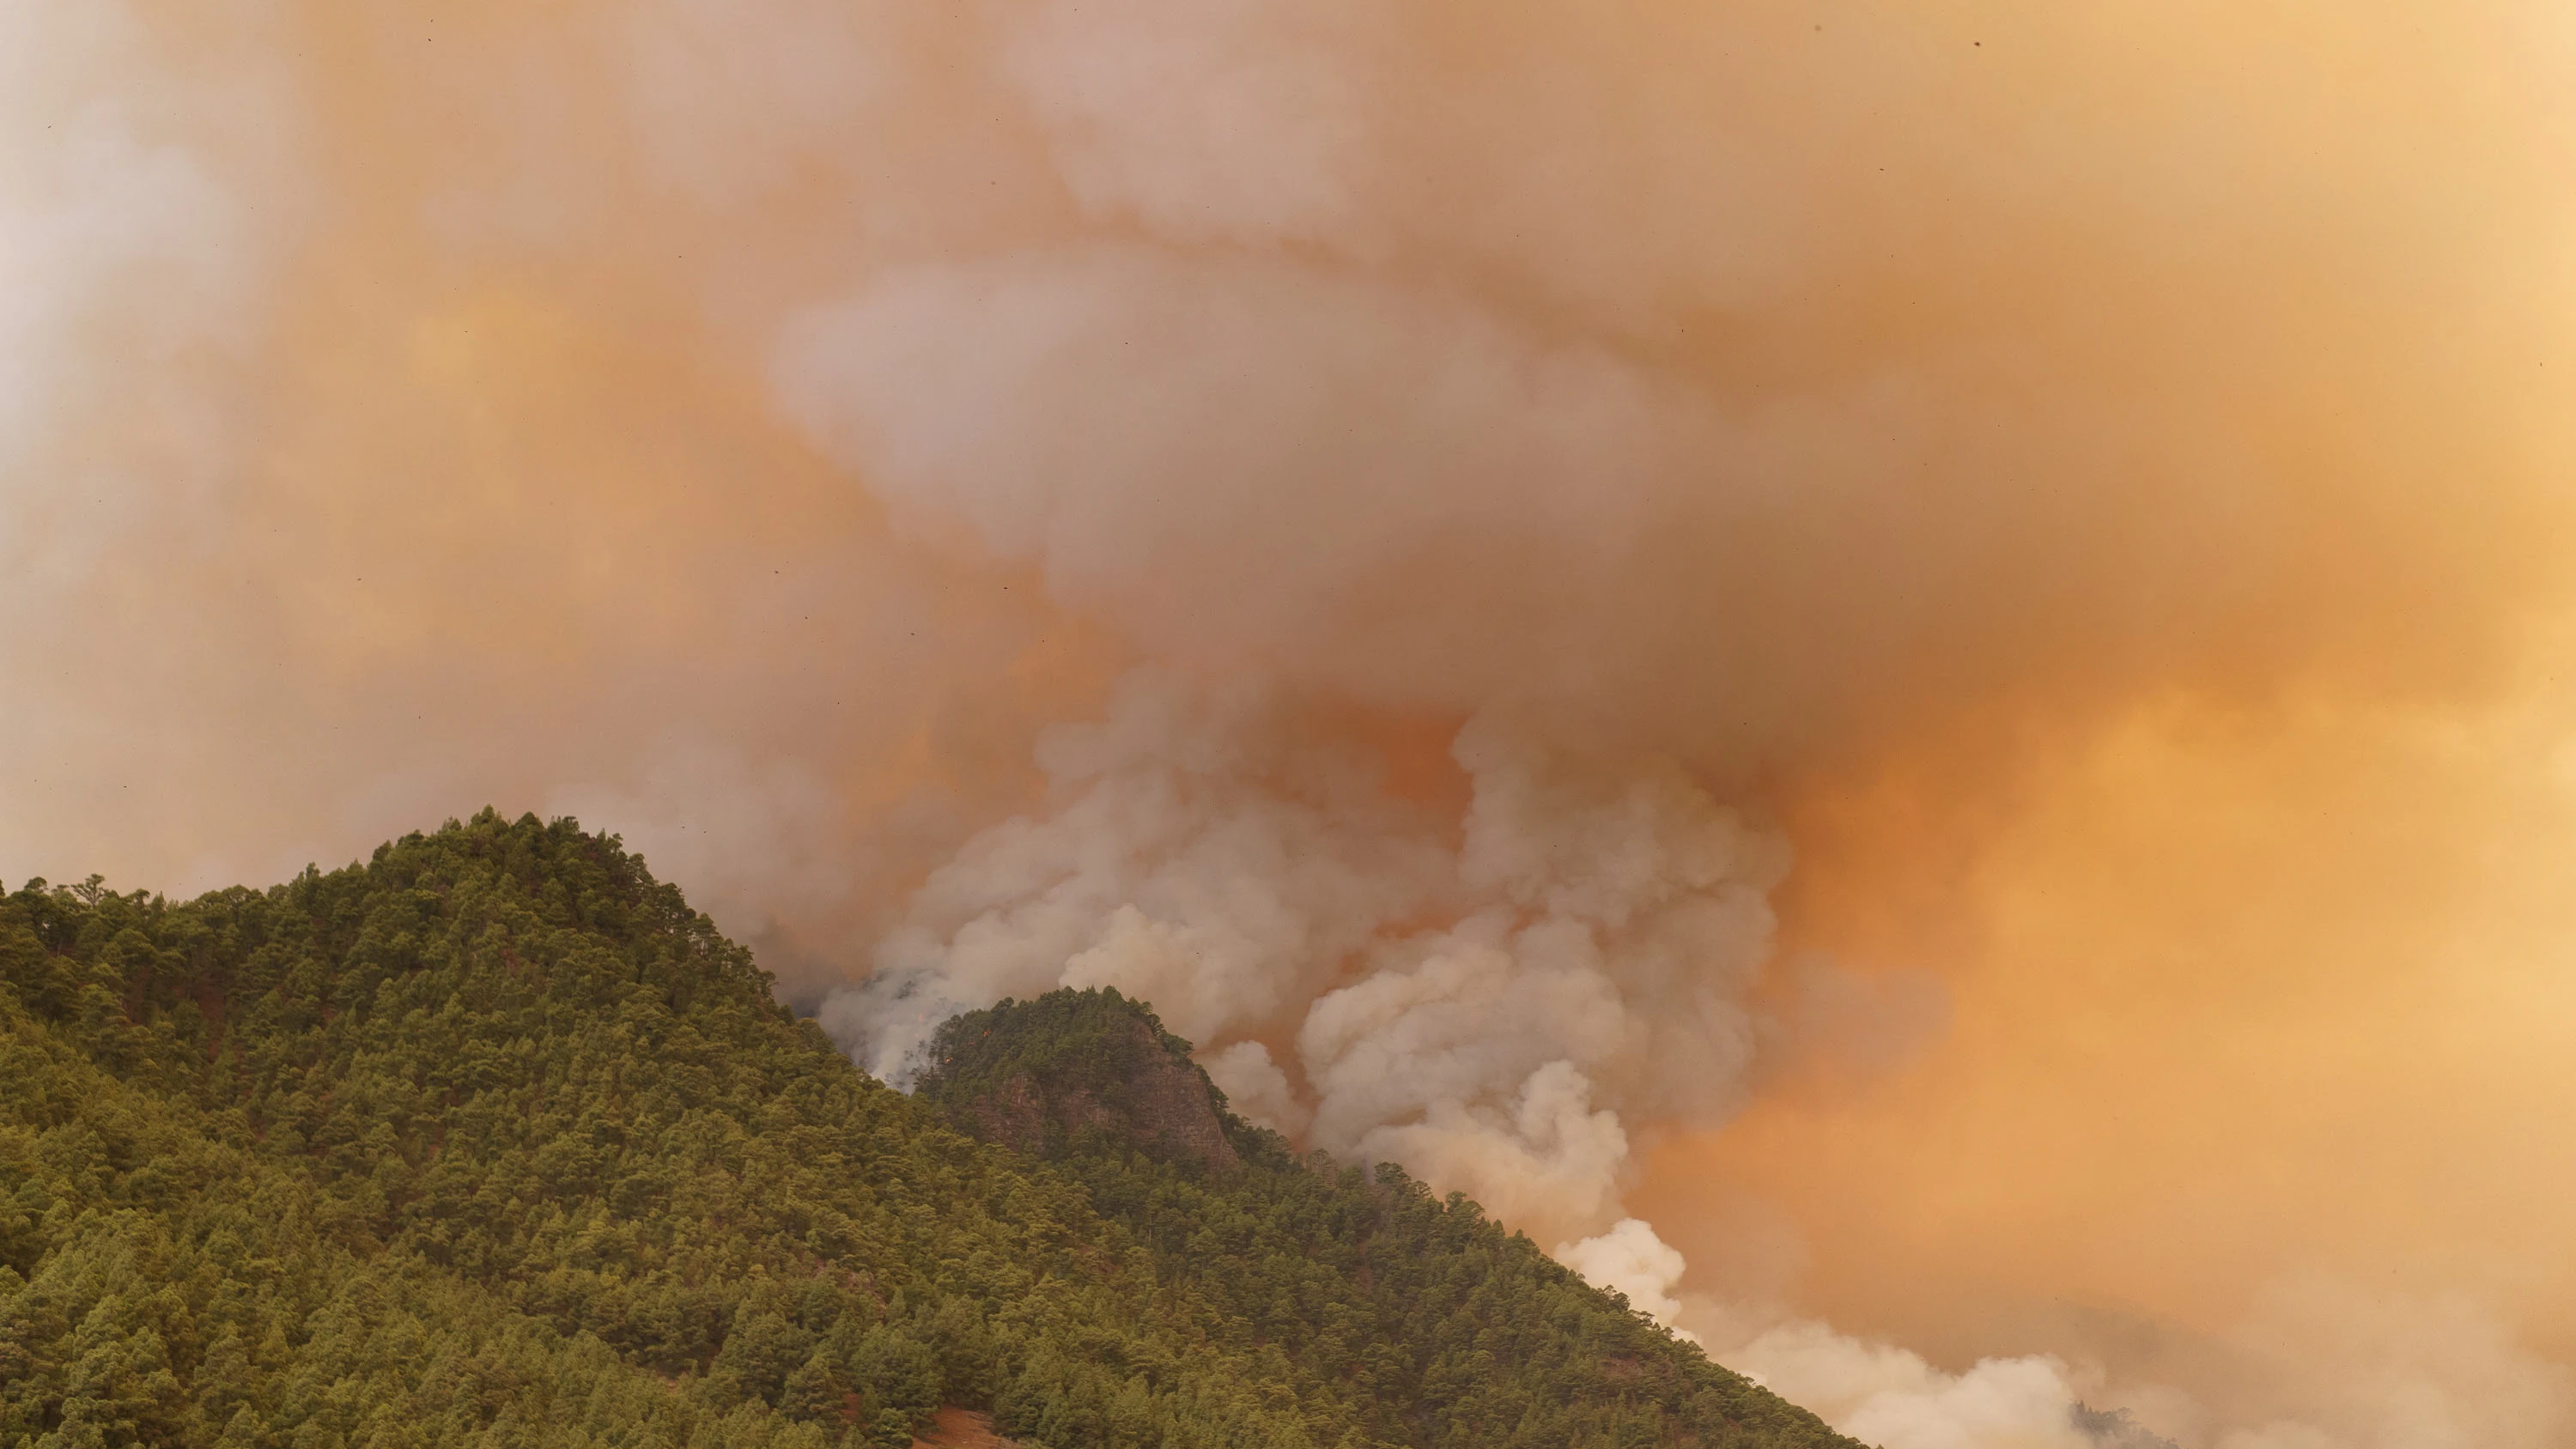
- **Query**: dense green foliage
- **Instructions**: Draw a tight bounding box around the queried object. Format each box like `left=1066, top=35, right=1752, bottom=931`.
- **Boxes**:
left=920, top=991, right=1853, bottom=1449
left=0, top=812, right=1861, bottom=1449
left=919, top=989, right=1204, bottom=1127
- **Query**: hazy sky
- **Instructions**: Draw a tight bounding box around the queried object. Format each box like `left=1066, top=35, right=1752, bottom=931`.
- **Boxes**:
left=7, top=3, right=2575, bottom=1446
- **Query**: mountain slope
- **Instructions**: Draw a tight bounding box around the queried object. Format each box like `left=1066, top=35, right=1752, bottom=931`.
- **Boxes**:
left=0, top=811, right=1862, bottom=1449
left=917, top=989, right=1848, bottom=1449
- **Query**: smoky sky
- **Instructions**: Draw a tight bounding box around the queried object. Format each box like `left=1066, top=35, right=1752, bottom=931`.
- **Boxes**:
left=8, top=3, right=2576, bottom=1445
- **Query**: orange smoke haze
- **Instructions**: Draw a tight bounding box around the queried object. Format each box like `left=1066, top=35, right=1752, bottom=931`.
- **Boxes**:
left=1671, top=673, right=2576, bottom=1364
left=6, top=2, right=2575, bottom=1444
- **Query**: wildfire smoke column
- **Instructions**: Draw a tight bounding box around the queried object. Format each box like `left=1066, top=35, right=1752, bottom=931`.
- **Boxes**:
left=4, top=3, right=2575, bottom=1446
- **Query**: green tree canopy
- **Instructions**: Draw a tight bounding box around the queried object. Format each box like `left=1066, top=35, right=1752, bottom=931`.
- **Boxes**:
left=0, top=810, right=1863, bottom=1449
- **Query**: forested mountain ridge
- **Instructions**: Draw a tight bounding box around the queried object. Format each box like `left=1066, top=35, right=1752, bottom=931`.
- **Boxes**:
left=916, top=990, right=1850, bottom=1449
left=0, top=810, right=1864, bottom=1449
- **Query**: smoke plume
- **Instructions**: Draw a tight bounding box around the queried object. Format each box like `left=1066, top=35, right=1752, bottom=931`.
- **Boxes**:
left=8, top=1, right=2576, bottom=1444
left=824, top=671, right=1796, bottom=1250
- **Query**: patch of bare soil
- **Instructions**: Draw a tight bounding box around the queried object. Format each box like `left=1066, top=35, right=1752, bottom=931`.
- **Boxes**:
left=909, top=1406, right=1016, bottom=1448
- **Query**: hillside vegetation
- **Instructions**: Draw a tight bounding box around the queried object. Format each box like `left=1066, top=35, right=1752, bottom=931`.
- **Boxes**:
left=916, top=989, right=1850, bottom=1449
left=0, top=811, right=1862, bottom=1449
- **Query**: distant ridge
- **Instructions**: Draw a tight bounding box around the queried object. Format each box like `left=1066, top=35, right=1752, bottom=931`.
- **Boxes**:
left=917, top=987, right=1862, bottom=1449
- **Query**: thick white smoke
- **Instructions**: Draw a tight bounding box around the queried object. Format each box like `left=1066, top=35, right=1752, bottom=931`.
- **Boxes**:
left=1558, top=1218, right=1697, bottom=1335
left=821, top=669, right=1789, bottom=1254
